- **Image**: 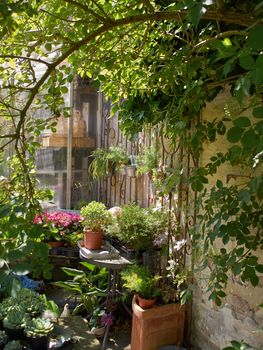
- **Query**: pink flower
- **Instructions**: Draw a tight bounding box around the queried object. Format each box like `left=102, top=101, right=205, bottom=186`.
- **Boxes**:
left=101, top=312, right=113, bottom=326
left=34, top=212, right=82, bottom=231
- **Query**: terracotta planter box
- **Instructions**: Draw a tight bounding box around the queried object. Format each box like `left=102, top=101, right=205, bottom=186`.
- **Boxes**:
left=131, top=295, right=185, bottom=350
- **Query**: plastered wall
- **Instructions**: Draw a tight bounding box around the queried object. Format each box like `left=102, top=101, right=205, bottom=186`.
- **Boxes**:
left=191, top=87, right=263, bottom=349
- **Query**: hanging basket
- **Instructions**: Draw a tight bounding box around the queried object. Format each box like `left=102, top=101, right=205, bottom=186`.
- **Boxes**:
left=125, top=165, right=137, bottom=177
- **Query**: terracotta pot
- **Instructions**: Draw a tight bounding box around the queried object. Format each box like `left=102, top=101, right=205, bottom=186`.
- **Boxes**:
left=48, top=241, right=64, bottom=248
left=131, top=295, right=185, bottom=350
left=91, top=325, right=105, bottom=338
left=84, top=229, right=103, bottom=250
left=137, top=295, right=156, bottom=310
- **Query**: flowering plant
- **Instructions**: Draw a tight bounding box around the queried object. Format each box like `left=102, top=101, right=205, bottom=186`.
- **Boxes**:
left=34, top=211, right=82, bottom=244
left=100, top=312, right=113, bottom=326
left=89, top=307, right=114, bottom=329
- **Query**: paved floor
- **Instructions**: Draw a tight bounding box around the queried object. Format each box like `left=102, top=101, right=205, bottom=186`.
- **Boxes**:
left=45, top=287, right=131, bottom=350
left=104, top=330, right=131, bottom=350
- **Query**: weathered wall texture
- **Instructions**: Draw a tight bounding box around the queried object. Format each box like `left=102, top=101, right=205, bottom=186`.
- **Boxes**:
left=191, top=87, right=263, bottom=350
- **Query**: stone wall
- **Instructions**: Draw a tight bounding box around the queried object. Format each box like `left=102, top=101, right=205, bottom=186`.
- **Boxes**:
left=191, top=87, right=263, bottom=349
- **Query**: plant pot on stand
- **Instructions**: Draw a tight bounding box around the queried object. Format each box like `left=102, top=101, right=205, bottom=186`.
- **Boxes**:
left=80, top=201, right=112, bottom=251
left=84, top=228, right=104, bottom=250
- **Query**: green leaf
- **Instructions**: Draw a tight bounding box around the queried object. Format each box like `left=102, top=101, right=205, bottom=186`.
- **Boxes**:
left=60, top=86, right=68, bottom=93
left=236, top=247, right=244, bottom=257
left=251, top=67, right=263, bottom=84
left=255, top=264, right=263, bottom=273
left=223, top=38, right=232, bottom=47
left=232, top=262, right=242, bottom=276
left=0, top=204, right=11, bottom=217
left=253, top=107, right=263, bottom=119
left=67, top=74, right=74, bottom=83
left=247, top=25, right=263, bottom=50
left=12, top=263, right=32, bottom=275
left=215, top=296, right=222, bottom=306
left=227, top=127, right=244, bottom=143
left=237, top=189, right=251, bottom=203
left=188, top=4, right=206, bottom=28
left=233, top=117, right=251, bottom=128
left=250, top=273, right=259, bottom=287
left=217, top=290, right=226, bottom=297
left=255, top=1, right=263, bottom=11
left=239, top=55, right=255, bottom=70
left=235, top=76, right=251, bottom=104
left=216, top=180, right=223, bottom=188
left=45, top=43, right=52, bottom=52
left=61, top=267, right=86, bottom=278
left=228, top=145, right=242, bottom=162
left=191, top=180, right=204, bottom=192
left=241, top=129, right=257, bottom=150
left=80, top=261, right=96, bottom=271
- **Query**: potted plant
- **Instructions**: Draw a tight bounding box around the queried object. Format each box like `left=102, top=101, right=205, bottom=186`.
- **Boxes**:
left=3, top=307, right=29, bottom=340
left=107, top=204, right=168, bottom=254
left=0, top=330, right=8, bottom=349
left=12, top=289, right=46, bottom=318
left=89, top=308, right=113, bottom=338
left=3, top=340, right=23, bottom=350
left=136, top=145, right=159, bottom=178
left=129, top=255, right=187, bottom=350
left=121, top=265, right=161, bottom=309
left=34, top=211, right=82, bottom=250
left=89, top=146, right=129, bottom=179
left=0, top=303, right=10, bottom=328
left=80, top=201, right=112, bottom=250
left=125, top=155, right=137, bottom=177
left=24, top=317, right=54, bottom=350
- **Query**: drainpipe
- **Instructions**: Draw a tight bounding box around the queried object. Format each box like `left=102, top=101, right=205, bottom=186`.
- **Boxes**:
left=66, top=80, right=74, bottom=209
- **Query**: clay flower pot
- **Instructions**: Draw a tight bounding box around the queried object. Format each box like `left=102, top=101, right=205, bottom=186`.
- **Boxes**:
left=48, top=241, right=64, bottom=248
left=84, top=229, right=103, bottom=250
left=91, top=325, right=105, bottom=338
left=137, top=295, right=156, bottom=310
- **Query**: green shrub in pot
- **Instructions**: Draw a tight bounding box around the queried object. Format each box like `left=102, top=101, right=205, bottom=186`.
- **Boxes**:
left=0, top=298, right=14, bottom=320
left=112, top=203, right=154, bottom=250
left=81, top=201, right=112, bottom=232
left=24, top=317, right=54, bottom=337
left=81, top=201, right=112, bottom=249
left=0, top=304, right=8, bottom=324
left=136, top=146, right=159, bottom=177
left=3, top=340, right=22, bottom=350
left=3, top=307, right=29, bottom=334
left=22, top=298, right=45, bottom=318
left=24, top=317, right=54, bottom=350
left=108, top=204, right=168, bottom=251
left=121, top=265, right=161, bottom=302
left=16, top=289, right=46, bottom=317
left=0, top=330, right=8, bottom=347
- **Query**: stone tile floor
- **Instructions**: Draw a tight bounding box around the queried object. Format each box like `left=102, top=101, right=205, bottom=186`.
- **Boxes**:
left=45, top=287, right=131, bottom=350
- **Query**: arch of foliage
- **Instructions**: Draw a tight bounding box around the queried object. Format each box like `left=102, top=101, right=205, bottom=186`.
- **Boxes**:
left=0, top=1, right=262, bottom=345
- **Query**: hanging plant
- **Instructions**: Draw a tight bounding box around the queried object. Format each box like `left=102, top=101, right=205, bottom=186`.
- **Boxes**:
left=89, top=146, right=129, bottom=179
